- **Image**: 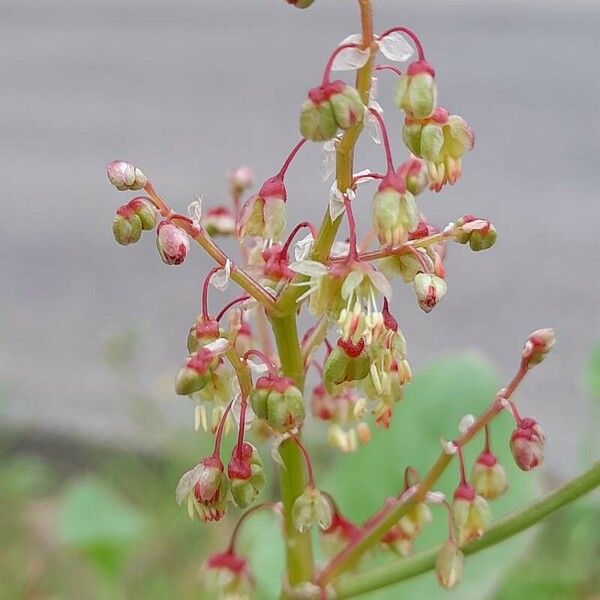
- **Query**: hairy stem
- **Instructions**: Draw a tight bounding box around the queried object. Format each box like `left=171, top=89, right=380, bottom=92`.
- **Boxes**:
left=334, top=461, right=600, bottom=598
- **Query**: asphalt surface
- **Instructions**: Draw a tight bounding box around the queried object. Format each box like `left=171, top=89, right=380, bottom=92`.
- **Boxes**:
left=1, top=0, right=599, bottom=476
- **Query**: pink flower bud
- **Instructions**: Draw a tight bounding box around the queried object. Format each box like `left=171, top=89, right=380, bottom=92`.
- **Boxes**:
left=106, top=160, right=147, bottom=191
left=510, top=418, right=545, bottom=471
left=522, top=328, right=555, bottom=368
left=156, top=221, right=190, bottom=265
left=202, top=206, right=236, bottom=236
left=204, top=550, right=254, bottom=596
left=228, top=165, right=255, bottom=198
left=414, top=273, right=447, bottom=313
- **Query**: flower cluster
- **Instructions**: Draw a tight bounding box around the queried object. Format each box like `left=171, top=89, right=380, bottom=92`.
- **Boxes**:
left=103, top=2, right=557, bottom=598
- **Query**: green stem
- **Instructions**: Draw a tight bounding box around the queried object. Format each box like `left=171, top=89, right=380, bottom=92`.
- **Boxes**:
left=334, top=461, right=600, bottom=599
left=271, top=314, right=313, bottom=589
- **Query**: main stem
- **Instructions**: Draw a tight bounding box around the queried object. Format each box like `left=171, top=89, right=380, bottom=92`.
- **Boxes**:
left=334, top=461, right=600, bottom=598
left=271, top=1, right=375, bottom=592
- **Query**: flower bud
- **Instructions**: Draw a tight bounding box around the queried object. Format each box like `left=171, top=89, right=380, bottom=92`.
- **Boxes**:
left=510, top=418, right=545, bottom=471
left=236, top=176, right=287, bottom=241
left=202, top=206, right=236, bottom=236
left=522, top=329, right=555, bottom=368
left=187, top=318, right=221, bottom=354
left=286, top=0, right=316, bottom=7
left=106, top=160, right=147, bottom=191
left=249, top=376, right=305, bottom=433
left=323, top=339, right=370, bottom=394
left=129, top=198, right=157, bottom=230
left=204, top=551, right=254, bottom=597
left=436, top=539, right=464, bottom=590
left=452, top=483, right=491, bottom=545
left=175, top=456, right=229, bottom=522
left=175, top=349, right=214, bottom=395
left=455, top=215, right=497, bottom=251
left=470, top=452, right=508, bottom=500
left=292, top=487, right=333, bottom=532
left=112, top=211, right=142, bottom=246
left=228, top=443, right=266, bottom=509
left=300, top=81, right=363, bottom=142
left=394, top=61, right=437, bottom=119
left=413, top=272, right=447, bottom=313
left=404, top=159, right=429, bottom=196
left=372, top=183, right=419, bottom=246
left=228, top=165, right=255, bottom=199
left=156, top=221, right=190, bottom=265
left=403, top=109, right=474, bottom=191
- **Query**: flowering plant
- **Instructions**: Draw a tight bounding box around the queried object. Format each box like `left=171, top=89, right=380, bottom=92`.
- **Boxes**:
left=105, top=1, right=599, bottom=598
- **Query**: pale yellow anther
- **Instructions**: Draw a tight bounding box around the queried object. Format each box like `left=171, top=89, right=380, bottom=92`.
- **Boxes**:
left=370, top=362, right=383, bottom=395
left=354, top=397, right=368, bottom=419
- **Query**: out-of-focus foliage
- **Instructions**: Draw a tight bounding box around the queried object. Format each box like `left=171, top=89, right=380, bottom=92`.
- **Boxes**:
left=0, top=350, right=597, bottom=599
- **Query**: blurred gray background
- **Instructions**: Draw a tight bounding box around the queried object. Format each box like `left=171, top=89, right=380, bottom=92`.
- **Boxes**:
left=1, top=0, right=599, bottom=476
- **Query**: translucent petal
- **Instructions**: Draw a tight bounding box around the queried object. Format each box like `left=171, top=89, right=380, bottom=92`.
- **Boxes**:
left=320, top=140, right=336, bottom=181
left=331, top=34, right=370, bottom=71
left=271, top=434, right=290, bottom=468
left=426, top=491, right=446, bottom=505
left=232, top=394, right=255, bottom=428
left=188, top=195, right=203, bottom=225
left=458, top=413, right=476, bottom=434
left=368, top=269, right=392, bottom=299
left=294, top=233, right=315, bottom=262
left=211, top=259, right=231, bottom=291
left=341, top=270, right=364, bottom=300
left=175, top=465, right=204, bottom=505
left=330, top=240, right=350, bottom=259
left=246, top=359, right=269, bottom=379
left=204, top=337, right=230, bottom=355
left=329, top=193, right=346, bottom=221
left=288, top=260, right=329, bottom=277
left=378, top=31, right=414, bottom=62
left=365, top=111, right=382, bottom=145
left=352, top=169, right=373, bottom=186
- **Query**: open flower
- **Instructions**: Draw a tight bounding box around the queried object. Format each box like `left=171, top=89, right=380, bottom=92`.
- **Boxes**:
left=292, top=487, right=333, bottom=532
left=176, top=456, right=229, bottom=522
left=237, top=176, right=287, bottom=241
left=403, top=108, right=474, bottom=191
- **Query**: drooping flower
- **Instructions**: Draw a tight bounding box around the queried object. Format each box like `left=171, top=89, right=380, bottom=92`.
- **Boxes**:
left=452, top=482, right=491, bottom=545
left=510, top=418, right=545, bottom=471
left=395, top=60, right=438, bottom=119
left=227, top=442, right=266, bottom=509
left=436, top=539, right=464, bottom=590
left=250, top=374, right=305, bottom=433
left=203, top=550, right=254, bottom=599
left=292, top=486, right=333, bottom=532
left=156, top=221, right=190, bottom=265
left=176, top=456, right=229, bottom=522
left=470, top=451, right=508, bottom=500
left=236, top=176, right=287, bottom=241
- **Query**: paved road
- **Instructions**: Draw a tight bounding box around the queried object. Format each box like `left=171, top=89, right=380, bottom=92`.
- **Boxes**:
left=1, top=0, right=599, bottom=476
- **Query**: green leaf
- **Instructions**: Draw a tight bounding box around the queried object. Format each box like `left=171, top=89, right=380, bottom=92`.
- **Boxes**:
left=322, top=354, right=536, bottom=599
left=58, top=476, right=147, bottom=578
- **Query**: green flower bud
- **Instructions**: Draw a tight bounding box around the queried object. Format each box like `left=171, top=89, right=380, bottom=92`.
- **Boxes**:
left=471, top=452, right=508, bottom=500
left=300, top=98, right=337, bottom=142
left=455, top=216, right=497, bottom=251
left=402, top=122, right=423, bottom=156
left=228, top=443, right=266, bottom=509
left=395, top=61, right=437, bottom=119
left=112, top=212, right=142, bottom=246
left=175, top=349, right=214, bottom=395
left=330, top=85, right=364, bottom=129
left=292, top=487, right=332, bottom=532
left=436, top=539, right=464, bottom=590
left=237, top=176, right=287, bottom=241
left=250, top=376, right=305, bottom=433
left=323, top=339, right=370, bottom=394
left=372, top=186, right=418, bottom=247
left=452, top=483, right=491, bottom=545
left=130, top=198, right=157, bottom=230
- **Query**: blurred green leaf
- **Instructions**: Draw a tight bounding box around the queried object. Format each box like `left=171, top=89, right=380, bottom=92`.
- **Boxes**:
left=323, top=354, right=536, bottom=599
left=493, top=501, right=600, bottom=599
left=584, top=342, right=600, bottom=400
left=59, top=476, right=147, bottom=579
